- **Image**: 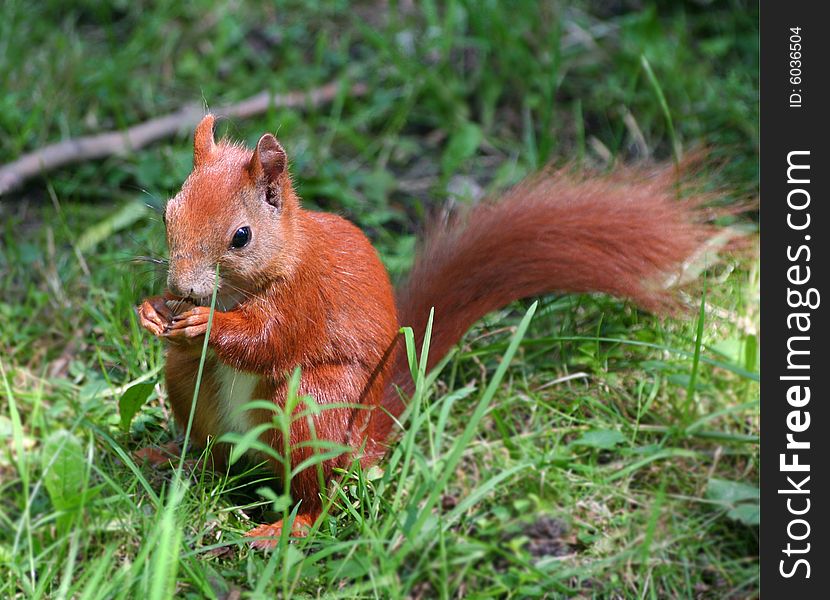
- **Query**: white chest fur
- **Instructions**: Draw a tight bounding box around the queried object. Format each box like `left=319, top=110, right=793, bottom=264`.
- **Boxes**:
left=214, top=361, right=259, bottom=436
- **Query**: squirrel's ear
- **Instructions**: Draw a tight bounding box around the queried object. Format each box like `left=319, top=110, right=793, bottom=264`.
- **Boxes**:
left=248, top=133, right=287, bottom=207
left=193, top=114, right=216, bottom=167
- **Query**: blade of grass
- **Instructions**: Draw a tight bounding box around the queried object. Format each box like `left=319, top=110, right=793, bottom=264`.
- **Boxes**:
left=395, top=301, right=537, bottom=556
left=641, top=54, right=681, bottom=166
left=684, top=282, right=707, bottom=424
left=148, top=481, right=186, bottom=600
left=175, top=264, right=220, bottom=477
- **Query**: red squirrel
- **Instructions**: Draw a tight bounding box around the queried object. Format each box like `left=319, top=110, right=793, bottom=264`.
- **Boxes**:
left=138, top=114, right=712, bottom=548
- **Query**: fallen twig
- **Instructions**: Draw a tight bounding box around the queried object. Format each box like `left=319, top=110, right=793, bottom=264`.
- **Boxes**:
left=0, top=80, right=367, bottom=196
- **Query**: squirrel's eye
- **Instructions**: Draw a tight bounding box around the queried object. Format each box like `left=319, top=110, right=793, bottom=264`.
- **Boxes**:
left=231, top=226, right=251, bottom=249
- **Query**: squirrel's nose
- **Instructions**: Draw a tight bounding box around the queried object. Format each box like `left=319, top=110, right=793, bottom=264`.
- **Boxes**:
left=167, top=269, right=215, bottom=301
left=167, top=269, right=196, bottom=299
left=166, top=279, right=192, bottom=300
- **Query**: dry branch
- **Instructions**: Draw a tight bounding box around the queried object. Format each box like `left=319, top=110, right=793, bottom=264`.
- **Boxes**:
left=0, top=81, right=367, bottom=197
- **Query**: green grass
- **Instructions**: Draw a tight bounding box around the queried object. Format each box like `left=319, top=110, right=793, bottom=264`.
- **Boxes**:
left=1, top=1, right=758, bottom=597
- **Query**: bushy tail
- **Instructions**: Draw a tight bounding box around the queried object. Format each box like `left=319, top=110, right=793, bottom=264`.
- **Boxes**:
left=367, top=162, right=717, bottom=449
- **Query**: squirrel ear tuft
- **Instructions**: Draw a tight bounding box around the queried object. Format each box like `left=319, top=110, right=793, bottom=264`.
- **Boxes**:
left=193, top=114, right=216, bottom=167
left=249, top=133, right=287, bottom=207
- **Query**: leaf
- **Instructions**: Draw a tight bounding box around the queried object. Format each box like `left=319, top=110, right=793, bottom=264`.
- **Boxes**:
left=706, top=477, right=759, bottom=504
left=706, top=478, right=760, bottom=526
left=711, top=336, right=760, bottom=373
left=76, top=200, right=149, bottom=253
left=41, top=430, right=87, bottom=534
left=0, top=415, right=12, bottom=438
left=570, top=429, right=626, bottom=450
left=365, top=465, right=385, bottom=481
left=441, top=121, right=483, bottom=177
left=727, top=503, right=760, bottom=526
left=709, top=339, right=743, bottom=364
left=221, top=422, right=279, bottom=466
left=256, top=487, right=292, bottom=513
left=119, top=382, right=155, bottom=432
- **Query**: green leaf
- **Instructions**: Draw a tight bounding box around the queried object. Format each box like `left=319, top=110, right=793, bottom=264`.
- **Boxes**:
left=118, top=382, right=155, bottom=432
left=257, top=487, right=292, bottom=513
left=706, top=477, right=759, bottom=504
left=706, top=478, right=760, bottom=526
left=570, top=429, right=626, bottom=450
left=727, top=503, right=760, bottom=526
left=41, top=430, right=87, bottom=534
left=711, top=336, right=760, bottom=373
left=76, top=200, right=149, bottom=253
left=365, top=465, right=385, bottom=481
left=220, top=422, right=282, bottom=466
left=441, top=121, right=483, bottom=177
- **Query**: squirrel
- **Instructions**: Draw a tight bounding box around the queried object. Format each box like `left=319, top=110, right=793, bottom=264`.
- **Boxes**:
left=138, top=114, right=713, bottom=548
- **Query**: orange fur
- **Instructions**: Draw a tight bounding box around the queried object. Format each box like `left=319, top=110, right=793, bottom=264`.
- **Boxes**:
left=137, top=115, right=716, bottom=546
left=366, top=166, right=715, bottom=450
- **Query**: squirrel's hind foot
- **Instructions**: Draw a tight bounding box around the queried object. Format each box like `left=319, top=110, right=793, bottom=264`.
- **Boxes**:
left=244, top=513, right=315, bottom=550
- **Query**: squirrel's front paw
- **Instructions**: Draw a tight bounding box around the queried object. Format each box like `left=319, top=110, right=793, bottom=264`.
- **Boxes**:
left=137, top=296, right=173, bottom=337
left=163, top=306, right=214, bottom=342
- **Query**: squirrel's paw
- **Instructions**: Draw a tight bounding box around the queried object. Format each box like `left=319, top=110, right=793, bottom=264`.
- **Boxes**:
left=164, top=306, right=213, bottom=341
left=244, top=514, right=314, bottom=550
left=137, top=296, right=173, bottom=337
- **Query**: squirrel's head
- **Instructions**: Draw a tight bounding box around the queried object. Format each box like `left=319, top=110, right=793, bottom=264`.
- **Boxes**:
left=163, top=114, right=301, bottom=309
